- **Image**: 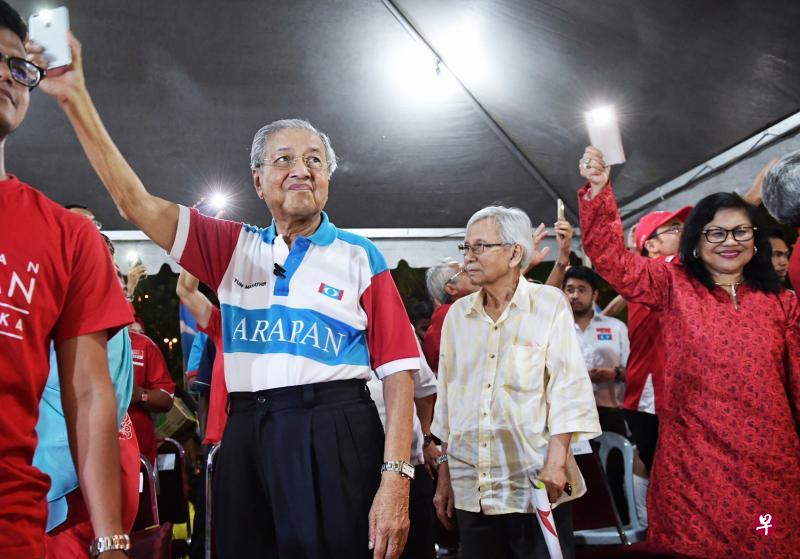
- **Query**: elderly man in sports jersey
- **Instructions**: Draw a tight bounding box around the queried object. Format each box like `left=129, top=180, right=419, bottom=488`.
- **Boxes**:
left=42, top=36, right=419, bottom=559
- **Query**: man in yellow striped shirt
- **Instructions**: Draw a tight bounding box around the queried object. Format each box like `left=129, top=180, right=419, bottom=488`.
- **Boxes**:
left=431, top=205, right=600, bottom=559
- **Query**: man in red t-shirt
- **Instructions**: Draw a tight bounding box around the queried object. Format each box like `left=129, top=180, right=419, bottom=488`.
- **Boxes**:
left=128, top=327, right=175, bottom=465
left=0, top=6, right=133, bottom=558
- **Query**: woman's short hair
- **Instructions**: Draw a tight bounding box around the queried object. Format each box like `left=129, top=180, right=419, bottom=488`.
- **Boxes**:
left=678, top=192, right=781, bottom=293
left=466, top=205, right=534, bottom=270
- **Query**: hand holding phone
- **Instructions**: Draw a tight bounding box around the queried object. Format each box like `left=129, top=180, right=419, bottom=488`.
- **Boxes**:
left=28, top=7, right=71, bottom=69
left=584, top=105, right=625, bottom=166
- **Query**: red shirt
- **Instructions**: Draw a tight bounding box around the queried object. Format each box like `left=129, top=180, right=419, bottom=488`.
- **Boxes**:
left=128, top=331, right=175, bottom=465
left=623, top=254, right=678, bottom=414
left=0, top=176, right=132, bottom=559
left=422, top=303, right=452, bottom=374
left=199, top=306, right=228, bottom=445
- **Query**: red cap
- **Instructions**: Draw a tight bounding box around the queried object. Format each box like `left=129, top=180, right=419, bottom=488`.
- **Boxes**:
left=636, top=206, right=692, bottom=253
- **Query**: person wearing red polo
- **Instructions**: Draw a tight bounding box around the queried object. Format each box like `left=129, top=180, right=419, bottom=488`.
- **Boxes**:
left=128, top=328, right=175, bottom=465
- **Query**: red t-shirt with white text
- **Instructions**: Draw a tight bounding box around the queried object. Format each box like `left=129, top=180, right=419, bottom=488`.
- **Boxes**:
left=0, top=176, right=133, bottom=559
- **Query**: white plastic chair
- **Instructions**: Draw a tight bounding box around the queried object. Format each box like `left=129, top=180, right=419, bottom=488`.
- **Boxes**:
left=574, top=432, right=647, bottom=545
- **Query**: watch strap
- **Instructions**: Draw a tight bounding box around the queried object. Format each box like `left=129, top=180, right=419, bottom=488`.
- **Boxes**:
left=381, top=460, right=415, bottom=480
left=89, top=533, right=130, bottom=556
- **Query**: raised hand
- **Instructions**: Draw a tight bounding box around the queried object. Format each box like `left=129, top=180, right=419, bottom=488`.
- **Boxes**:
left=579, top=146, right=611, bottom=198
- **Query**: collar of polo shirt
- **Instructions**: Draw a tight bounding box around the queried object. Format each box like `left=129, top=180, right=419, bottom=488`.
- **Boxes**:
left=261, top=211, right=337, bottom=246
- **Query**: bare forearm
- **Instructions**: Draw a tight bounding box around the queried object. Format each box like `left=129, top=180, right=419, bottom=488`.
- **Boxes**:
left=414, top=394, right=435, bottom=435
left=58, top=335, right=123, bottom=536
left=132, top=385, right=174, bottom=413
left=59, top=87, right=178, bottom=250
left=544, top=433, right=572, bottom=469
left=382, top=371, right=415, bottom=463
left=176, top=268, right=212, bottom=328
left=545, top=260, right=568, bottom=287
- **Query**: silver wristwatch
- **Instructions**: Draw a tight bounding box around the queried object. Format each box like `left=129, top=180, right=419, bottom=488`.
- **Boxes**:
left=89, top=533, right=130, bottom=556
left=381, top=460, right=415, bottom=480
left=435, top=453, right=449, bottom=465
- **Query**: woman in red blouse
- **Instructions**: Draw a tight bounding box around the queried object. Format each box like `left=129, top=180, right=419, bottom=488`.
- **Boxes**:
left=577, top=146, right=800, bottom=558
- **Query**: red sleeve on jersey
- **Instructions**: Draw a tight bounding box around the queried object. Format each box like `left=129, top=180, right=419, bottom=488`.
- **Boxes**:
left=360, top=270, right=419, bottom=371
left=52, top=220, right=133, bottom=344
left=179, top=208, right=243, bottom=291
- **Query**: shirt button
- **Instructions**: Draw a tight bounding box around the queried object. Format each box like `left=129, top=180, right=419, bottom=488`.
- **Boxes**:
left=489, top=354, right=495, bottom=359
left=483, top=443, right=488, bottom=448
left=493, top=326, right=498, bottom=331
left=487, top=383, right=492, bottom=388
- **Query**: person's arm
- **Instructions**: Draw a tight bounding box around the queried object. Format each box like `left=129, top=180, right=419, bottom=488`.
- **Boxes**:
left=545, top=220, right=573, bottom=287
left=176, top=267, right=213, bottom=329
left=131, top=384, right=173, bottom=414
left=432, top=442, right=455, bottom=530
left=602, top=294, right=627, bottom=317
left=742, top=158, right=779, bottom=206
left=369, top=370, right=414, bottom=559
left=57, top=333, right=127, bottom=558
left=37, top=34, right=178, bottom=250
left=578, top=146, right=672, bottom=308
left=537, top=433, right=573, bottom=503
left=522, top=223, right=550, bottom=275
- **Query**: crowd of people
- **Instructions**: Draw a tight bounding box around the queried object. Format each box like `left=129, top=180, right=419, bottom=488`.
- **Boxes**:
left=1, top=2, right=799, bottom=558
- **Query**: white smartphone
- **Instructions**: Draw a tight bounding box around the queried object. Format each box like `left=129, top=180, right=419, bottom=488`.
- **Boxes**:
left=584, top=105, right=626, bottom=166
left=557, top=199, right=565, bottom=221
left=28, top=7, right=71, bottom=69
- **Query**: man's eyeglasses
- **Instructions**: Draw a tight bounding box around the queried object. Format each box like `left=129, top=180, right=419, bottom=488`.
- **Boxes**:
left=257, top=154, right=327, bottom=171
left=446, top=268, right=464, bottom=283
left=0, top=52, right=45, bottom=89
left=458, top=242, right=513, bottom=256
left=648, top=224, right=682, bottom=242
left=702, top=226, right=756, bottom=244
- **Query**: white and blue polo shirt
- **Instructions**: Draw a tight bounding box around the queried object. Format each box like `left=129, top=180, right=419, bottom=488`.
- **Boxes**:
left=170, top=206, right=420, bottom=392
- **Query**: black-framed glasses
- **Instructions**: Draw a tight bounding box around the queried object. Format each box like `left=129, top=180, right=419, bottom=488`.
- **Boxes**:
left=458, top=242, right=513, bottom=256
left=257, top=154, right=327, bottom=171
left=0, top=52, right=45, bottom=89
left=702, top=226, right=757, bottom=244
left=648, top=223, right=682, bottom=241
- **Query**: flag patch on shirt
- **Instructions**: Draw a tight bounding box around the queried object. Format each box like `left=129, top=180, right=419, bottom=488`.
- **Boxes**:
left=319, top=283, right=344, bottom=300
left=596, top=327, right=613, bottom=341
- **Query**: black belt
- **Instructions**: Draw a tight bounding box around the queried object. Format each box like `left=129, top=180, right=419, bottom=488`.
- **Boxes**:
left=227, top=379, right=370, bottom=414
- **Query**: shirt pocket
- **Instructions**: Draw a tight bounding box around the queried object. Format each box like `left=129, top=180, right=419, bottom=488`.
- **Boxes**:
left=502, top=344, right=545, bottom=393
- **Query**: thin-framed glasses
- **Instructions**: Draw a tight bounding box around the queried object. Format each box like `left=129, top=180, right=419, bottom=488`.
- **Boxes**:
left=0, top=52, right=44, bottom=89
left=446, top=268, right=464, bottom=283
left=648, top=223, right=682, bottom=241
left=257, top=154, right=326, bottom=171
left=702, top=226, right=756, bottom=244
left=458, top=242, right=513, bottom=256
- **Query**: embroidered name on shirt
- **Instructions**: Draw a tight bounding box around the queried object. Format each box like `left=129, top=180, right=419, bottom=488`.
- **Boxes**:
left=596, top=327, right=613, bottom=341
left=319, top=283, right=344, bottom=300
left=234, top=277, right=268, bottom=289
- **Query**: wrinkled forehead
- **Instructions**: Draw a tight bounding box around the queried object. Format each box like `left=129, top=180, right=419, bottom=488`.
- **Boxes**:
left=466, top=217, right=501, bottom=240
left=266, top=128, right=325, bottom=155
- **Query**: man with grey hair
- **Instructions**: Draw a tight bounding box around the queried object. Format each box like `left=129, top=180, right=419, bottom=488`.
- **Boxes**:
left=422, top=257, right=477, bottom=372
left=48, top=37, right=419, bottom=559
left=431, top=205, right=600, bottom=559
left=759, top=152, right=800, bottom=290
